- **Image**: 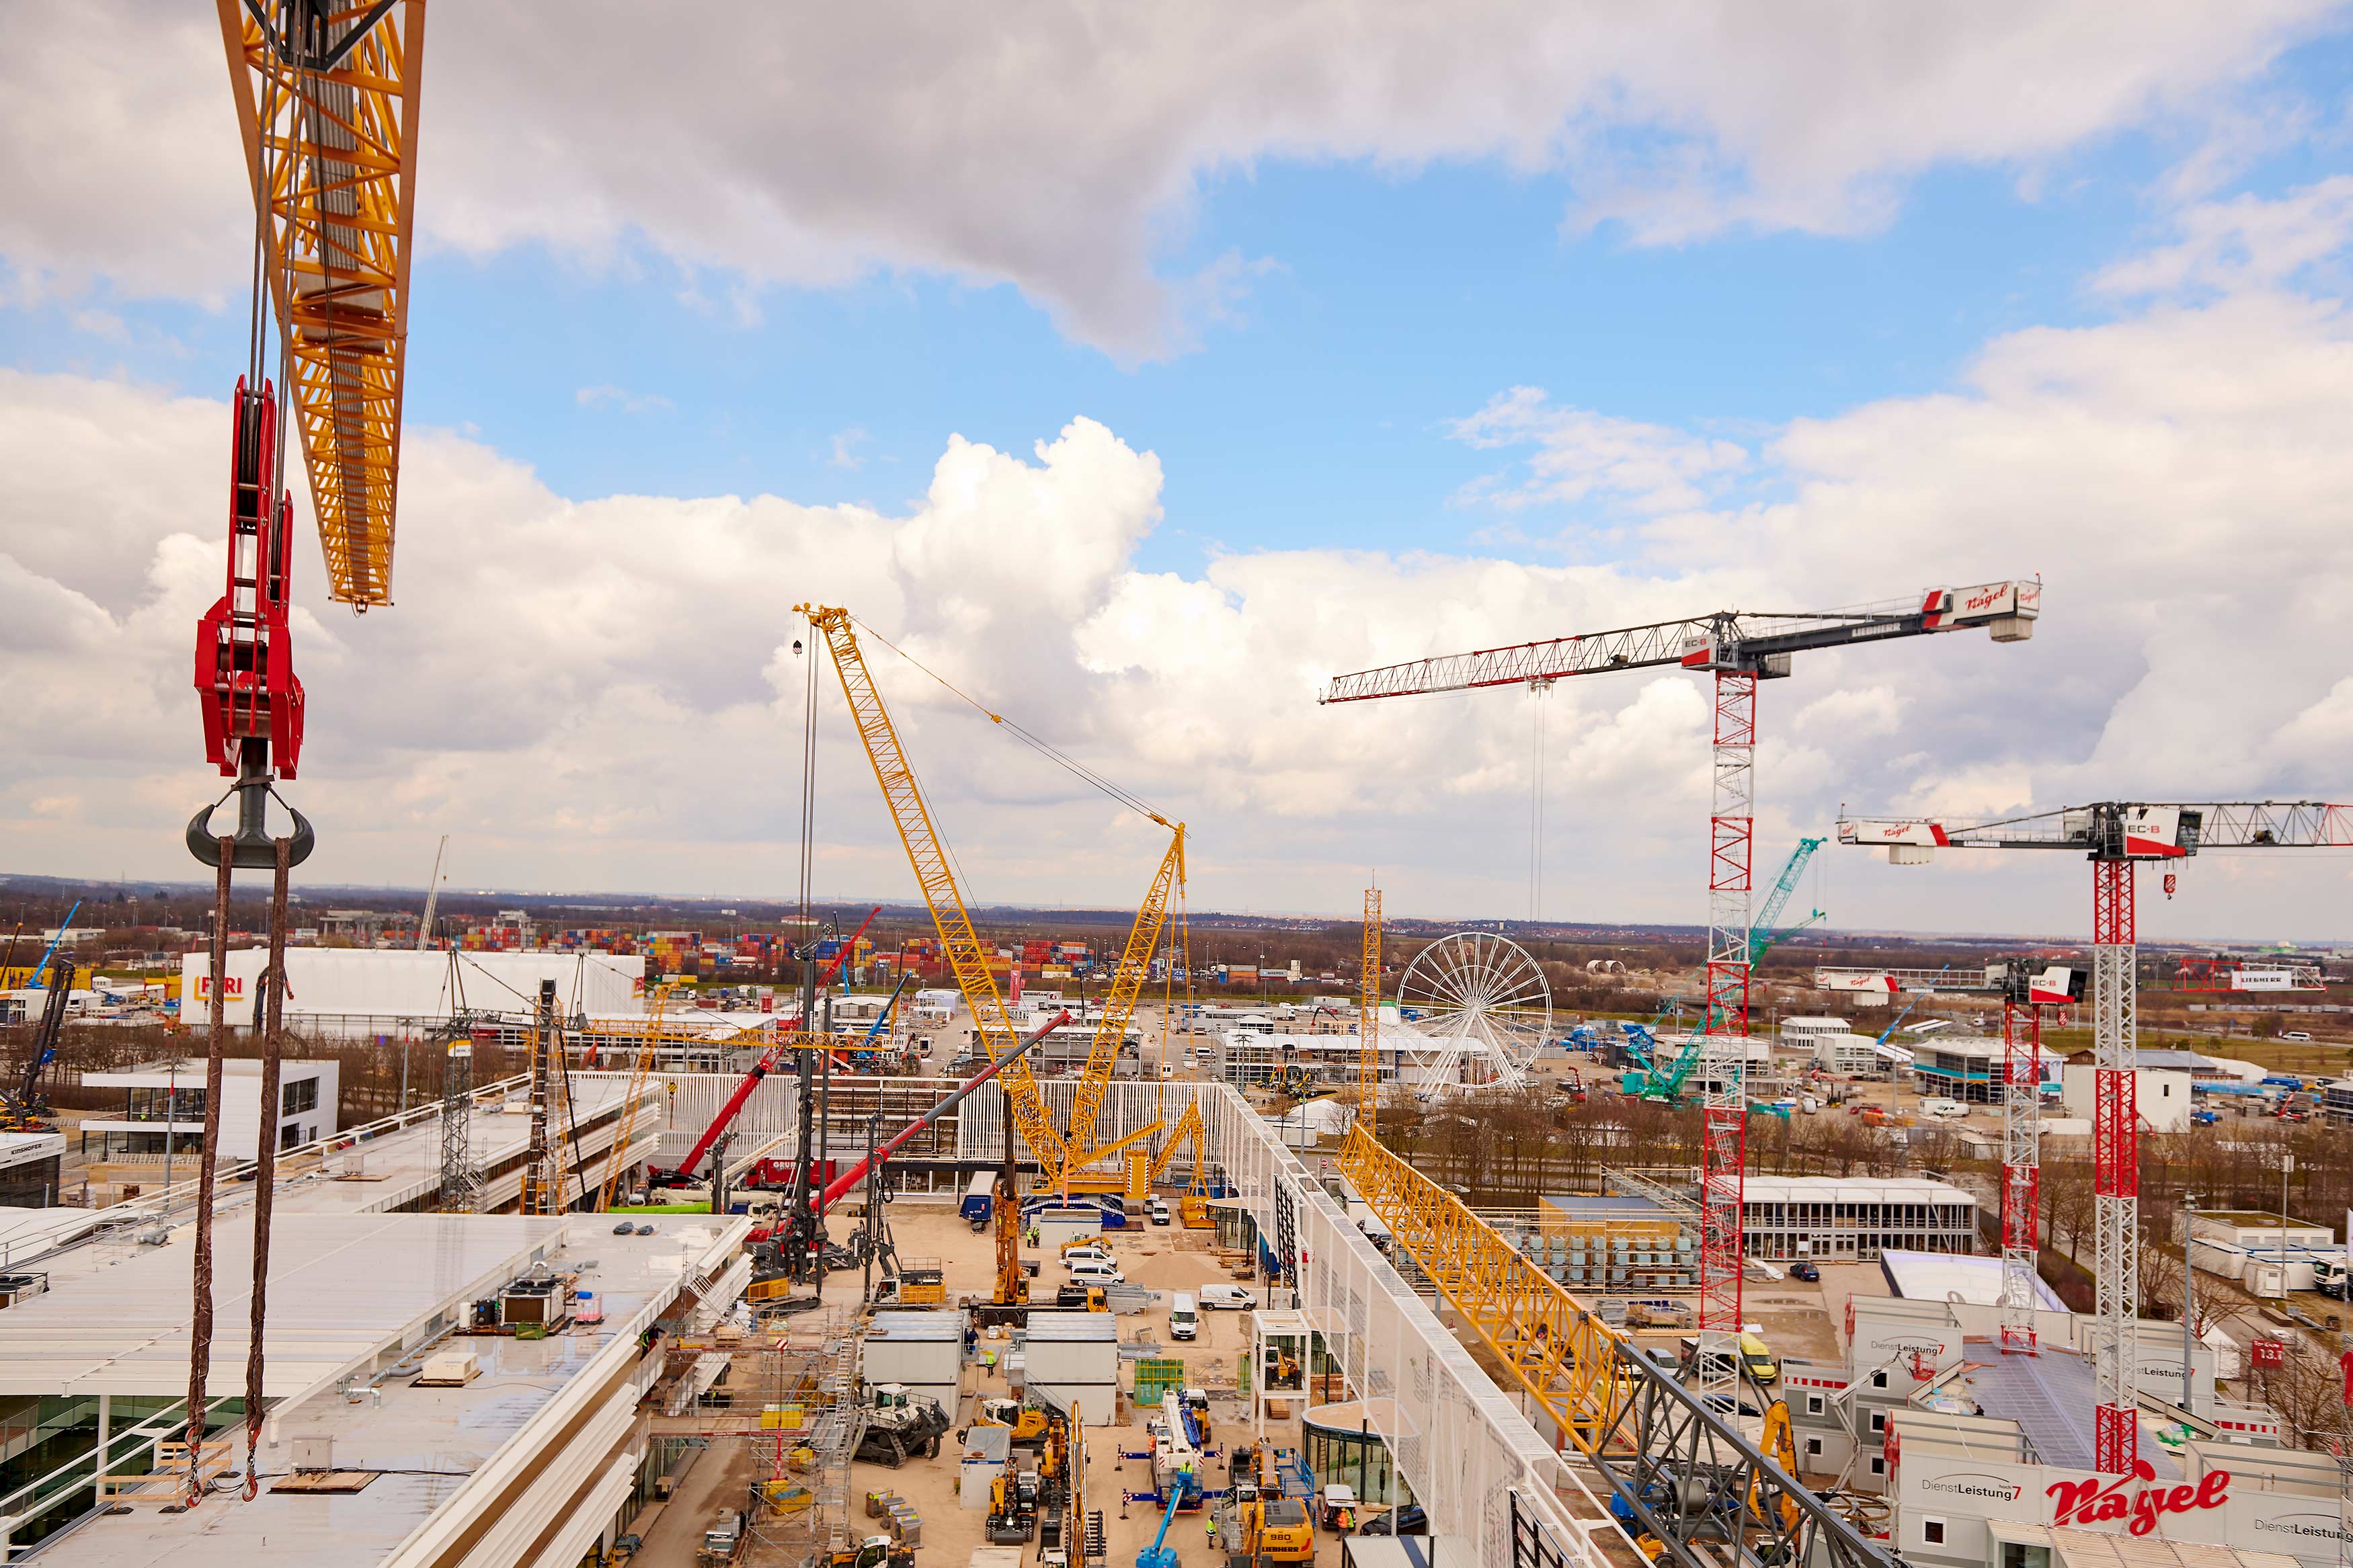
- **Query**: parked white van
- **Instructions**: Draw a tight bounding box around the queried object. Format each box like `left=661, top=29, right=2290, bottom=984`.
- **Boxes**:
left=1068, top=1257, right=1125, bottom=1286
left=1199, top=1282, right=1254, bottom=1310
left=1169, top=1293, right=1199, bottom=1340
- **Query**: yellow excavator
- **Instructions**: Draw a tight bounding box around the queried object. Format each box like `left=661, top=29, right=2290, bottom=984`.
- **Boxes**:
left=972, top=1398, right=1050, bottom=1448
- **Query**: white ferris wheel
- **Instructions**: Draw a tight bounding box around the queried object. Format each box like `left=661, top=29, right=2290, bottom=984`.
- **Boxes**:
left=1392, top=931, right=1554, bottom=1096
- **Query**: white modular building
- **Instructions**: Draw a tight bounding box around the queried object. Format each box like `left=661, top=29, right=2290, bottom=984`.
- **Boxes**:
left=81, top=1058, right=340, bottom=1161
left=1023, top=1312, right=1119, bottom=1426
left=180, top=949, right=644, bottom=1037
left=863, top=1311, right=965, bottom=1420
left=2060, top=1063, right=2194, bottom=1132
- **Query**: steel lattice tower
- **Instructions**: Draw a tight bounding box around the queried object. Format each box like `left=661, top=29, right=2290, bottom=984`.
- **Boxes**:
left=1997, top=991, right=2043, bottom=1352
left=2091, top=856, right=2139, bottom=1473
left=438, top=1038, right=481, bottom=1212
left=1697, top=670, right=1754, bottom=1399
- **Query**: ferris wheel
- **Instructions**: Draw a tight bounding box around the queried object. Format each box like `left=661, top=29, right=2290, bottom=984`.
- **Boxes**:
left=1393, top=931, right=1554, bottom=1096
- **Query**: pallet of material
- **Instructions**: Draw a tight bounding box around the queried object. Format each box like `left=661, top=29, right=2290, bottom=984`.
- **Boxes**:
left=272, top=1471, right=380, bottom=1493
left=414, top=1351, right=481, bottom=1387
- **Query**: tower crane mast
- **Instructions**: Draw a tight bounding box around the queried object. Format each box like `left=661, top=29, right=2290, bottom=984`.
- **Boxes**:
left=1325, top=579, right=2040, bottom=1400
left=1839, top=798, right=2351, bottom=1473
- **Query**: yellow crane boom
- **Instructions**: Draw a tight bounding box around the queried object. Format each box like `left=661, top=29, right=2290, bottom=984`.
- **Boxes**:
left=1064, top=824, right=1185, bottom=1169
left=1359, top=889, right=1381, bottom=1133
left=216, top=0, right=426, bottom=609
left=799, top=605, right=1069, bottom=1176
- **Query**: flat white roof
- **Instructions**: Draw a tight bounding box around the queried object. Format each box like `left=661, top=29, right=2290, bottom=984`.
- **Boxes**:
left=1025, top=1315, right=1118, bottom=1342
left=1743, top=1176, right=1976, bottom=1203
left=0, top=1212, right=560, bottom=1399
left=85, top=1058, right=331, bottom=1085
left=48, top=1212, right=748, bottom=1568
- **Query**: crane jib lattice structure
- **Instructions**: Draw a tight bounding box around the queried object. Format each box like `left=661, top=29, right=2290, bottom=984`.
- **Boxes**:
left=1324, top=579, right=2040, bottom=1395
left=799, top=604, right=1187, bottom=1190
left=1839, top=799, right=2352, bottom=1474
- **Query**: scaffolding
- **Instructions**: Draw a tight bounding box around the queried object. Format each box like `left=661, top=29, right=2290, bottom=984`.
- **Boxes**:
left=657, top=1307, right=866, bottom=1567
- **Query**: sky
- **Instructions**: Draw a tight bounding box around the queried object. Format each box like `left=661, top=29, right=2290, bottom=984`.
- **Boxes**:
left=5, top=1, right=2353, bottom=942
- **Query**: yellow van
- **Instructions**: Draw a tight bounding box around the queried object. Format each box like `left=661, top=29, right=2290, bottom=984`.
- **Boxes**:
left=1739, top=1333, right=1779, bottom=1384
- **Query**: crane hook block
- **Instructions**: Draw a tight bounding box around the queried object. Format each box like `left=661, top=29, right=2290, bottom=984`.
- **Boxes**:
left=187, top=758, right=315, bottom=871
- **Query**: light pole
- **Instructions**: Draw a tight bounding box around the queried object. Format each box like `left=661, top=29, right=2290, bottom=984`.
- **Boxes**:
left=2183, top=1190, right=2198, bottom=1409
left=2281, top=1153, right=2295, bottom=1301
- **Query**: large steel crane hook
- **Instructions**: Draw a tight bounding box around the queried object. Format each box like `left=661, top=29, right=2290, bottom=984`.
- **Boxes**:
left=186, top=738, right=315, bottom=869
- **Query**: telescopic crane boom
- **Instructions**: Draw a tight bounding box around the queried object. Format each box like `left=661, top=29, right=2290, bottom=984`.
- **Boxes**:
left=1325, top=579, right=2040, bottom=1399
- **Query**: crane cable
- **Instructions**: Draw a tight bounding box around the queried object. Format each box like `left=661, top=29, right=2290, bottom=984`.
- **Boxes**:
left=848, top=614, right=1170, bottom=828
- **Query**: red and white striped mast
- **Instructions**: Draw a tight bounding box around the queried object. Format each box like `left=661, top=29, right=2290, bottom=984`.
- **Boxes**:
left=1319, top=580, right=2041, bottom=1395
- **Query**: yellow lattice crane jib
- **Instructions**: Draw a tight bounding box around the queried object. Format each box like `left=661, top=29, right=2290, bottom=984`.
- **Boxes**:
left=1359, top=889, right=1381, bottom=1134
left=594, top=984, right=674, bottom=1212
left=797, top=604, right=1070, bottom=1176
left=1064, top=823, right=1185, bottom=1175
left=216, top=0, right=426, bottom=610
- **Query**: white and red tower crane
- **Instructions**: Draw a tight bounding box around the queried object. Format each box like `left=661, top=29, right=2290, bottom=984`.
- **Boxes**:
left=1321, top=579, right=2042, bottom=1398
left=1839, top=800, right=2353, bottom=1474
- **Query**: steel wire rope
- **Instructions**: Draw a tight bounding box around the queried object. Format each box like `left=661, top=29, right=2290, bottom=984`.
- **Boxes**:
left=847, top=614, right=1168, bottom=827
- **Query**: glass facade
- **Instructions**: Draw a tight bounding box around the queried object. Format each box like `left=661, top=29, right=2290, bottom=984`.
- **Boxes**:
left=1300, top=1403, right=1414, bottom=1507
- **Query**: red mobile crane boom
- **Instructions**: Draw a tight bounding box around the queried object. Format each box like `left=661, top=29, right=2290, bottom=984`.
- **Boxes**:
left=1323, top=579, right=2040, bottom=1397
left=655, top=907, right=879, bottom=1188
left=1839, top=800, right=2351, bottom=1474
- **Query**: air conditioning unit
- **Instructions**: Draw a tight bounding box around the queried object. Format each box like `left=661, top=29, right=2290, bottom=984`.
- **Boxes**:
left=290, top=1435, right=334, bottom=1472
left=415, top=1351, right=480, bottom=1387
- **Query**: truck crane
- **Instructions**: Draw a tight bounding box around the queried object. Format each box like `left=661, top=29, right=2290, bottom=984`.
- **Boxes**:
left=649, top=908, right=877, bottom=1189
left=761, top=1010, right=1068, bottom=1289
left=2, top=950, right=76, bottom=1133
left=1324, top=578, right=2039, bottom=1395
left=1839, top=798, right=2350, bottom=1472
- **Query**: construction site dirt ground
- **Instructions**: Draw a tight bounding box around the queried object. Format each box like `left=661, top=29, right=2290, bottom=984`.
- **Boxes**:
left=643, top=1204, right=1351, bottom=1567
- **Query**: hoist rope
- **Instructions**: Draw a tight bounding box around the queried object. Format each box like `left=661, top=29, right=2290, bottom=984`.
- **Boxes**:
left=848, top=614, right=1168, bottom=827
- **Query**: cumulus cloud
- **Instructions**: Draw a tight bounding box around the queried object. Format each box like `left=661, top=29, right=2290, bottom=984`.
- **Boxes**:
left=1, top=1, right=2341, bottom=355
left=10, top=179, right=2353, bottom=936
left=2095, top=175, right=2353, bottom=297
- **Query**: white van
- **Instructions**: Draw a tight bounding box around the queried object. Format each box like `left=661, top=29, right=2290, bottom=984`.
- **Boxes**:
left=1919, top=1097, right=1968, bottom=1120
left=1170, top=1293, right=1199, bottom=1340
left=1068, top=1257, right=1124, bottom=1286
left=1061, top=1245, right=1115, bottom=1272
left=1199, top=1282, right=1254, bottom=1310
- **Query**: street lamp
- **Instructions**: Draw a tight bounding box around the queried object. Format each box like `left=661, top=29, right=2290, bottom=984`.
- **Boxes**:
left=2182, top=1190, right=2198, bottom=1407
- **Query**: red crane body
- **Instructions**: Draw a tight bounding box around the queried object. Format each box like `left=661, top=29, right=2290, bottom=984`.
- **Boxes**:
left=1324, top=581, right=2040, bottom=1389
left=660, top=907, right=878, bottom=1185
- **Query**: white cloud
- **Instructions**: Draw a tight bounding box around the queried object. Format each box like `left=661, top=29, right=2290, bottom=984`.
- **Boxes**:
left=1449, top=386, right=1750, bottom=515
left=2096, top=175, right=2353, bottom=296
left=829, top=428, right=867, bottom=471
left=575, top=384, right=673, bottom=414
left=9, top=190, right=2353, bottom=935
left=2, top=1, right=2341, bottom=356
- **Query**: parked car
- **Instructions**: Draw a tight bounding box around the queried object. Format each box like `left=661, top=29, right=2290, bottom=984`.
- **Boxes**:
left=1358, top=1504, right=1428, bottom=1536
left=1788, top=1262, right=1821, bottom=1283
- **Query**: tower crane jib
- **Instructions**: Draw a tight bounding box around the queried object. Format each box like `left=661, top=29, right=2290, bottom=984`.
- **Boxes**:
left=1323, top=577, right=2041, bottom=1403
